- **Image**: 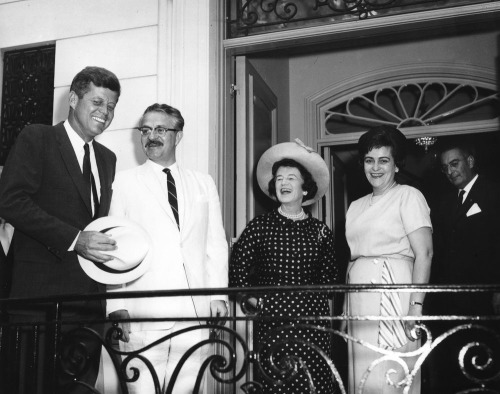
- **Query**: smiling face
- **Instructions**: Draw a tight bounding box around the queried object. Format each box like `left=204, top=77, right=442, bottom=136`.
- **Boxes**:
left=363, top=146, right=398, bottom=195
left=68, top=82, right=118, bottom=142
left=275, top=166, right=305, bottom=208
left=141, top=111, right=183, bottom=167
left=440, top=148, right=475, bottom=190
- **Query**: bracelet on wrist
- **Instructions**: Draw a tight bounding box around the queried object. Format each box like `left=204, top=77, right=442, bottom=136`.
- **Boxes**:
left=410, top=301, right=423, bottom=306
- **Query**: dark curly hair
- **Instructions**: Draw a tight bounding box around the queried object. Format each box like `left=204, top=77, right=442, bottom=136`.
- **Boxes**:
left=358, top=125, right=407, bottom=169
left=268, top=158, right=317, bottom=203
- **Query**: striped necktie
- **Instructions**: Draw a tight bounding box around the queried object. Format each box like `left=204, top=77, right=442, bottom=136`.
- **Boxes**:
left=378, top=259, right=408, bottom=350
left=163, top=168, right=180, bottom=230
left=83, top=143, right=99, bottom=218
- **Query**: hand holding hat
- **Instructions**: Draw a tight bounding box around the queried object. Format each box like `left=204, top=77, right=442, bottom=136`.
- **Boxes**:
left=75, top=230, right=117, bottom=264
left=78, top=216, right=152, bottom=285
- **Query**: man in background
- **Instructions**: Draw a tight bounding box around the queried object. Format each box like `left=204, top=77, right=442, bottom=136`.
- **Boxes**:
left=0, top=66, right=120, bottom=393
left=107, top=103, right=228, bottom=393
left=427, top=141, right=500, bottom=393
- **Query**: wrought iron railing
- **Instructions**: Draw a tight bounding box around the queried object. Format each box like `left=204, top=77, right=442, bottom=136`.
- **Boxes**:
left=1, top=285, right=499, bottom=393
left=226, top=0, right=496, bottom=37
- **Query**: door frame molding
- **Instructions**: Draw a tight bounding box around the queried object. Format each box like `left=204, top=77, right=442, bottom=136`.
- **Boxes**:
left=219, top=2, right=500, bottom=240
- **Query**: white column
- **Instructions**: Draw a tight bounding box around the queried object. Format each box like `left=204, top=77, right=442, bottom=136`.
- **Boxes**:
left=164, top=0, right=219, bottom=175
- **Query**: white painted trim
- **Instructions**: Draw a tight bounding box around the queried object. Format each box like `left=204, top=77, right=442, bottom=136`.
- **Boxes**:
left=157, top=0, right=169, bottom=104
left=223, top=2, right=500, bottom=54
left=209, top=0, right=224, bottom=180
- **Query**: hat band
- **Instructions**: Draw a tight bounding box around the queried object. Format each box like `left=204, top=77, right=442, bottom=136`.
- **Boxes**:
left=91, top=261, right=139, bottom=274
left=90, top=225, right=141, bottom=274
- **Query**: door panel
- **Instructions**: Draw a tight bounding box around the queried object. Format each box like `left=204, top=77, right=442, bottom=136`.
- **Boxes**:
left=233, top=56, right=278, bottom=393
left=235, top=56, right=277, bottom=238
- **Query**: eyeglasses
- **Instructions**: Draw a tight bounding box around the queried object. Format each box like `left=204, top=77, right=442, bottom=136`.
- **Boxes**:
left=440, top=159, right=461, bottom=173
left=135, top=126, right=180, bottom=137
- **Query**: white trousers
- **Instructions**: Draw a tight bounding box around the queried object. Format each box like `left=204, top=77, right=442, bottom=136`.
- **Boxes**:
left=119, top=322, right=209, bottom=394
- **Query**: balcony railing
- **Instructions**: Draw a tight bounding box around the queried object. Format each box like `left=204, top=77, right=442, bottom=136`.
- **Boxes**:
left=226, top=0, right=496, bottom=37
left=1, top=285, right=499, bottom=393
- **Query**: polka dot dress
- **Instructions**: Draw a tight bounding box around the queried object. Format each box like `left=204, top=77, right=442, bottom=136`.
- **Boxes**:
left=230, top=210, right=339, bottom=393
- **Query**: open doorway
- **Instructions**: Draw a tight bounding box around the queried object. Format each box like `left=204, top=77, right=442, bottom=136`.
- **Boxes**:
left=327, top=131, right=500, bottom=273
left=225, top=10, right=499, bottom=392
left=330, top=131, right=500, bottom=215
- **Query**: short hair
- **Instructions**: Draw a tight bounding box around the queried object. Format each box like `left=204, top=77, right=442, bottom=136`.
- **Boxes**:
left=439, top=140, right=476, bottom=159
left=358, top=125, right=407, bottom=168
left=70, top=66, right=121, bottom=98
left=140, top=103, right=185, bottom=131
left=268, top=158, right=318, bottom=203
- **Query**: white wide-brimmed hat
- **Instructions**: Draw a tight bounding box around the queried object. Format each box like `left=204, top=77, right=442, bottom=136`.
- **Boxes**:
left=256, top=139, right=330, bottom=206
left=78, top=216, right=152, bottom=285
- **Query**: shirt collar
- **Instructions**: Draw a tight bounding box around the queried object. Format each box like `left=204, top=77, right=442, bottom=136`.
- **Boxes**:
left=147, top=159, right=178, bottom=176
left=64, top=120, right=94, bottom=150
left=462, top=174, right=478, bottom=194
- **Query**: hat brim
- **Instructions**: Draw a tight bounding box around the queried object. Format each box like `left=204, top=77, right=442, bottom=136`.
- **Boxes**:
left=78, top=216, right=152, bottom=285
left=256, top=141, right=330, bottom=206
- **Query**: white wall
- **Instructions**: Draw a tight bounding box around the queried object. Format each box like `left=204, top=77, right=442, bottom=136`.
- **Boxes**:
left=0, top=0, right=219, bottom=174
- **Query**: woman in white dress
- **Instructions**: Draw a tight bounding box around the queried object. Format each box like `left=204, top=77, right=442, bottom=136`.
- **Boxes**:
left=344, top=125, right=433, bottom=394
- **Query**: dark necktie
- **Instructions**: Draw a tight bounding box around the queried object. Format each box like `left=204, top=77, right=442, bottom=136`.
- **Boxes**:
left=457, top=189, right=465, bottom=207
left=83, top=143, right=100, bottom=218
left=163, top=168, right=180, bottom=230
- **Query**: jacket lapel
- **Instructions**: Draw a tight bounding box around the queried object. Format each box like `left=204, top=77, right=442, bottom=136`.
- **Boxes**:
left=94, top=142, right=112, bottom=217
left=453, top=177, right=482, bottom=223
left=456, top=196, right=473, bottom=220
left=177, top=168, right=189, bottom=235
left=55, top=123, right=92, bottom=216
left=138, top=162, right=178, bottom=228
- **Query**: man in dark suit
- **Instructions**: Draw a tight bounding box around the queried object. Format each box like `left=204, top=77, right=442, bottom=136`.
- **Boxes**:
left=426, top=141, right=500, bottom=393
left=0, top=66, right=120, bottom=393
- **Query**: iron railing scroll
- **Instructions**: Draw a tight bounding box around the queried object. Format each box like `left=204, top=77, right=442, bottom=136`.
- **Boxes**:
left=226, top=0, right=495, bottom=38
left=0, top=285, right=499, bottom=393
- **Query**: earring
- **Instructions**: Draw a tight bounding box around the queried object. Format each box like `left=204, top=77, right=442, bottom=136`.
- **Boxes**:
left=303, top=191, right=307, bottom=195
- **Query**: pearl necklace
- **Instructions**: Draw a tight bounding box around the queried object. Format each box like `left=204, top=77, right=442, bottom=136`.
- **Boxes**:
left=369, top=181, right=397, bottom=206
left=278, top=206, right=306, bottom=221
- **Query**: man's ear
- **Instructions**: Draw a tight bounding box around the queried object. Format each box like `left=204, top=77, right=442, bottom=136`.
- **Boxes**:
left=69, top=91, right=78, bottom=110
left=467, top=155, right=475, bottom=169
left=175, top=131, right=184, bottom=146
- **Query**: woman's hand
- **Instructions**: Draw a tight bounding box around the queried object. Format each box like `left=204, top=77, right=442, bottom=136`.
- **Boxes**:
left=406, top=226, right=432, bottom=342
left=404, top=304, right=423, bottom=341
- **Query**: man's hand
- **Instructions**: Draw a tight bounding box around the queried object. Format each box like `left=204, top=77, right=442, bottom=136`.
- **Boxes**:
left=75, top=230, right=117, bottom=263
left=208, top=300, right=228, bottom=338
left=109, top=309, right=131, bottom=343
left=210, top=300, right=228, bottom=320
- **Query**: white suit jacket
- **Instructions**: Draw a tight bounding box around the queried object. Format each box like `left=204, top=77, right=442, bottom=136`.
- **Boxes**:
left=107, top=160, right=228, bottom=331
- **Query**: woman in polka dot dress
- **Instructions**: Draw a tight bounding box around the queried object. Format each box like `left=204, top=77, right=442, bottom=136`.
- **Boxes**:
left=230, top=140, right=339, bottom=393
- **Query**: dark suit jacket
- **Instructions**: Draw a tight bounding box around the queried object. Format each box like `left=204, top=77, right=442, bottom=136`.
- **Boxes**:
left=433, top=175, right=500, bottom=315
left=0, top=122, right=116, bottom=318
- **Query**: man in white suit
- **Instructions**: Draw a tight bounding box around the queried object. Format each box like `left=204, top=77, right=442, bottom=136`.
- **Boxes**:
left=107, top=103, right=228, bottom=393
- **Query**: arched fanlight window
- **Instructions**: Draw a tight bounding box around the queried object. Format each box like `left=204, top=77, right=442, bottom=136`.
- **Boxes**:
left=306, top=64, right=499, bottom=146
left=324, top=81, right=498, bottom=134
